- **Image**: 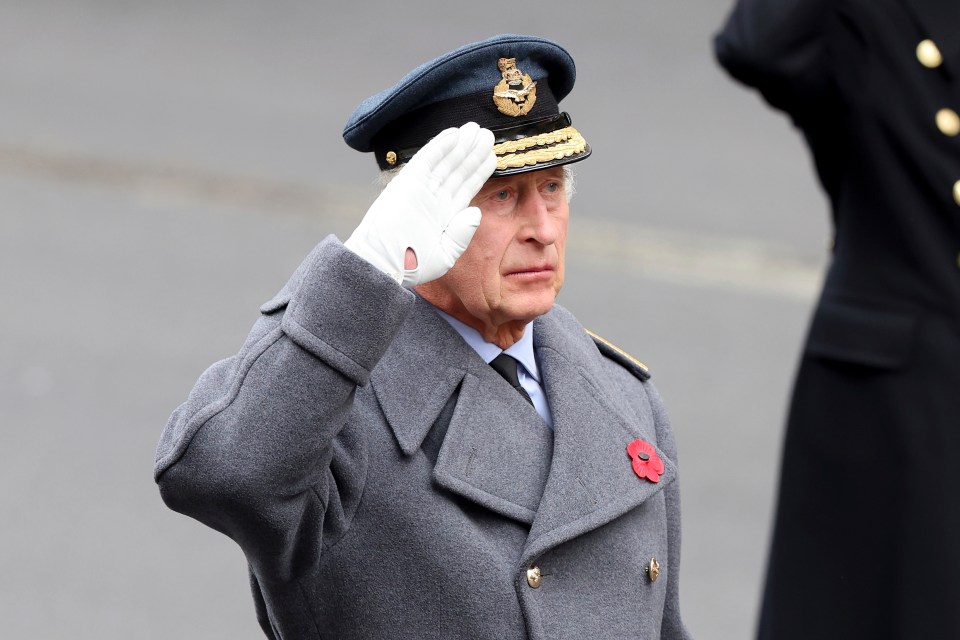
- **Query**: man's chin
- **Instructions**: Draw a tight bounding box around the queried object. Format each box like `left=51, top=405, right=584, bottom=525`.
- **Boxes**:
left=500, top=293, right=557, bottom=324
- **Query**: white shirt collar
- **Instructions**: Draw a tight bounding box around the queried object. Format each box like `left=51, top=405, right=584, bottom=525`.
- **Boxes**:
left=431, top=307, right=541, bottom=383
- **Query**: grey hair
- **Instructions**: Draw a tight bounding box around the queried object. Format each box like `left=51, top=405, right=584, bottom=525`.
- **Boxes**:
left=375, top=164, right=577, bottom=202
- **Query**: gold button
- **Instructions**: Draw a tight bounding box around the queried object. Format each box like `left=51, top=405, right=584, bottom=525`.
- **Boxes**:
left=526, top=565, right=542, bottom=589
left=954, top=180, right=960, bottom=207
left=917, top=39, right=943, bottom=68
left=936, top=109, right=960, bottom=137
left=646, top=557, right=661, bottom=583
left=385, top=151, right=397, bottom=165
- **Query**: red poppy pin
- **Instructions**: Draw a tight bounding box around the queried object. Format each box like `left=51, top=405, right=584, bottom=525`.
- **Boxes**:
left=627, top=439, right=664, bottom=483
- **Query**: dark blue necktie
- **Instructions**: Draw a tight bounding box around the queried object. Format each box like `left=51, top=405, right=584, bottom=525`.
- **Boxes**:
left=489, top=353, right=534, bottom=406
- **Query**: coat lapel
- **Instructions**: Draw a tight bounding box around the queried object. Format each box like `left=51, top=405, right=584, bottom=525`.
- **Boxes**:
left=372, top=297, right=554, bottom=525
left=521, top=308, right=677, bottom=565
left=373, top=300, right=675, bottom=543
left=371, top=298, right=467, bottom=455
left=431, top=367, right=554, bottom=524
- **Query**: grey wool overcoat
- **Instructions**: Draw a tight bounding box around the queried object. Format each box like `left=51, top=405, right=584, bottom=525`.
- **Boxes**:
left=155, top=236, right=691, bottom=640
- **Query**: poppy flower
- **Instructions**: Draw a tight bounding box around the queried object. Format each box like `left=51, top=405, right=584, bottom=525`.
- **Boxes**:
left=627, top=439, right=664, bottom=483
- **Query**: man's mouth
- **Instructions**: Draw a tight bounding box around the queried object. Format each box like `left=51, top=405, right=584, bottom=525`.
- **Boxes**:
left=504, top=264, right=555, bottom=280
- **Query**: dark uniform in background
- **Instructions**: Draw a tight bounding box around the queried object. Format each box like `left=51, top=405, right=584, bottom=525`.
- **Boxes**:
left=715, top=1, right=960, bottom=638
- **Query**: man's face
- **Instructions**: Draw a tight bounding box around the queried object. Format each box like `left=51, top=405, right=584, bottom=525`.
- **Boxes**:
left=422, top=166, right=569, bottom=333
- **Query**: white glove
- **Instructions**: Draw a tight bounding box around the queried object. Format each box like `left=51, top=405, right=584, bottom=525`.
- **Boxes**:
left=344, top=122, right=497, bottom=287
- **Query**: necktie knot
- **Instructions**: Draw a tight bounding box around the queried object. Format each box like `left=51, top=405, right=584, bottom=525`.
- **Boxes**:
left=489, top=353, right=534, bottom=406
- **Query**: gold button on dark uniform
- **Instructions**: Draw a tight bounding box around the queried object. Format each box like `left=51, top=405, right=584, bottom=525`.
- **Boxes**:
left=917, top=39, right=943, bottom=68
left=954, top=180, right=960, bottom=207
left=936, top=109, right=960, bottom=137
left=526, top=565, right=542, bottom=589
left=646, top=557, right=661, bottom=583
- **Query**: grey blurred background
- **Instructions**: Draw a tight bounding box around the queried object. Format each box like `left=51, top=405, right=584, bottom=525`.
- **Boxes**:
left=0, top=1, right=830, bottom=638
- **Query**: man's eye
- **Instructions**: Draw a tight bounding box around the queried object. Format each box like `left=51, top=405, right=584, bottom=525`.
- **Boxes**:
left=545, top=182, right=560, bottom=193
left=494, top=189, right=510, bottom=201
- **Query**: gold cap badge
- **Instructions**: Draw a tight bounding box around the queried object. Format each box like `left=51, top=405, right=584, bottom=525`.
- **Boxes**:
left=493, top=58, right=537, bottom=117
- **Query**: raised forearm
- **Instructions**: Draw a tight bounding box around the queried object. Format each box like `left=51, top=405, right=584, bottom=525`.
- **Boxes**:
left=715, top=0, right=837, bottom=105
left=155, top=237, right=415, bottom=571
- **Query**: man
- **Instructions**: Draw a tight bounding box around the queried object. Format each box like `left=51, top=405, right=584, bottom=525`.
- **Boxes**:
left=715, top=2, right=960, bottom=638
left=155, top=34, right=691, bottom=639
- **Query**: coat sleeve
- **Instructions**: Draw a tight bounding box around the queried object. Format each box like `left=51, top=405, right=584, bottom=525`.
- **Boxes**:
left=153, top=235, right=415, bottom=584
left=714, top=0, right=839, bottom=116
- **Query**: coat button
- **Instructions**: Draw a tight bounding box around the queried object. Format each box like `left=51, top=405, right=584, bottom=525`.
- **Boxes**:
left=646, top=557, right=661, bottom=583
left=954, top=180, right=960, bottom=207
left=936, top=109, right=960, bottom=137
left=526, top=565, right=542, bottom=589
left=917, top=39, right=943, bottom=68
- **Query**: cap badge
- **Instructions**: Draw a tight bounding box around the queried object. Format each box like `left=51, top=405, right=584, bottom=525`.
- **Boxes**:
left=493, top=58, right=537, bottom=117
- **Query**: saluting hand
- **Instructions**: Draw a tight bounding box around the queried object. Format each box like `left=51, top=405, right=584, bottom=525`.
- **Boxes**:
left=344, top=122, right=497, bottom=287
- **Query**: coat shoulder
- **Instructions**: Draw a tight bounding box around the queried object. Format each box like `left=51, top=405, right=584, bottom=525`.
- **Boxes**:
left=585, top=329, right=651, bottom=382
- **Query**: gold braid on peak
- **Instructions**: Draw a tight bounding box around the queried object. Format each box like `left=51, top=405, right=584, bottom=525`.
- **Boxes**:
left=493, top=126, right=578, bottom=154
left=494, top=128, right=587, bottom=170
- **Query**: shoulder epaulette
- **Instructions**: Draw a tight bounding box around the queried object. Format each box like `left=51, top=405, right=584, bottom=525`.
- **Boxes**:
left=586, top=329, right=651, bottom=381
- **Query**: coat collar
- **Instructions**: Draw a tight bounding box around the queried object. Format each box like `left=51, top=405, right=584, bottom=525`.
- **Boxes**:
left=371, top=300, right=676, bottom=545
left=371, top=297, right=554, bottom=524
left=520, top=307, right=676, bottom=563
left=370, top=297, right=469, bottom=456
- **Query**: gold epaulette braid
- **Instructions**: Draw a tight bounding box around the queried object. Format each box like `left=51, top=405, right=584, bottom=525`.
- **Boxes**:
left=586, top=329, right=651, bottom=381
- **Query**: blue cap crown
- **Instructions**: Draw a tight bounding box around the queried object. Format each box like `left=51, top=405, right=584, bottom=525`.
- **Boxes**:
left=343, top=34, right=591, bottom=176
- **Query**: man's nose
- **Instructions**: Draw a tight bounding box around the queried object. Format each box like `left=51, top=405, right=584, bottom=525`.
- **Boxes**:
left=518, top=191, right=560, bottom=245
